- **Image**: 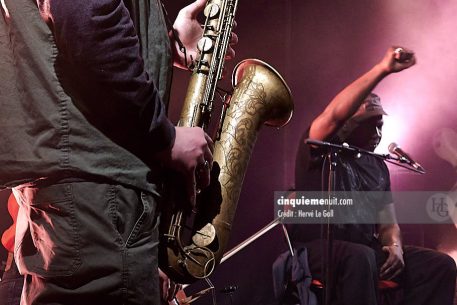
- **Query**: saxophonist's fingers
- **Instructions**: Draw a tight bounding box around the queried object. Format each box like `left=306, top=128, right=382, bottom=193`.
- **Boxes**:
left=196, top=158, right=211, bottom=189
left=187, top=171, right=197, bottom=208
left=225, top=33, right=238, bottom=61
left=225, top=48, right=235, bottom=60
left=230, top=32, right=239, bottom=45
left=199, top=134, right=213, bottom=188
left=205, top=132, right=214, bottom=155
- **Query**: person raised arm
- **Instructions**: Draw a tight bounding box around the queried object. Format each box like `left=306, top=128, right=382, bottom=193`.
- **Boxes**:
left=309, top=46, right=416, bottom=142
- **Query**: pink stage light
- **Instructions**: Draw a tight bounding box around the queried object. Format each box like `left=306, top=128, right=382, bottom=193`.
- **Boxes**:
left=373, top=0, right=457, bottom=157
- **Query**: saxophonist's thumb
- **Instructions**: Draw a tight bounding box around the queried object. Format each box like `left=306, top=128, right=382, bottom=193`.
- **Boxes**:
left=183, top=0, right=207, bottom=19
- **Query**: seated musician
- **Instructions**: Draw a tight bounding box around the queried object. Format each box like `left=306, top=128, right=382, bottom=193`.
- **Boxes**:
left=291, top=46, right=457, bottom=305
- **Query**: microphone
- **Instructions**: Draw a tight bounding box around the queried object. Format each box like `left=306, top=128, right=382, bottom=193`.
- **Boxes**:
left=388, top=142, right=425, bottom=172
left=393, top=47, right=414, bottom=63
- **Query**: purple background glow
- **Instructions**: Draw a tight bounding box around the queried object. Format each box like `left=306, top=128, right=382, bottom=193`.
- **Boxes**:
left=166, top=1, right=457, bottom=303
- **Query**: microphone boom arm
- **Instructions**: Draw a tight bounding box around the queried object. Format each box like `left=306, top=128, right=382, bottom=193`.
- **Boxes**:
left=305, top=139, right=426, bottom=174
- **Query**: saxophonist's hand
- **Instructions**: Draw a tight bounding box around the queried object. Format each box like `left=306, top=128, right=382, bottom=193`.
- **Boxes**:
left=159, top=268, right=182, bottom=303
left=158, top=127, right=213, bottom=207
left=171, top=0, right=238, bottom=70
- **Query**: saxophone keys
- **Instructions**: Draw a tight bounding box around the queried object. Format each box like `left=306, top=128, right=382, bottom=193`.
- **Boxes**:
left=204, top=3, right=220, bottom=18
left=192, top=223, right=216, bottom=247
left=197, top=37, right=214, bottom=53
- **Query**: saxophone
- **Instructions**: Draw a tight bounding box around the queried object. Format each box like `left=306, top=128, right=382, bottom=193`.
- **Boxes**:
left=159, top=0, right=294, bottom=284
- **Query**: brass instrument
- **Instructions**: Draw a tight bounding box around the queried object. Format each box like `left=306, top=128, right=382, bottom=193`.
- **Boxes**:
left=159, top=0, right=294, bottom=284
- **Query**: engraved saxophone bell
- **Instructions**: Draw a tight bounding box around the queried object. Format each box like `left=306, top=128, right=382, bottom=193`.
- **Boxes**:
left=159, top=57, right=293, bottom=283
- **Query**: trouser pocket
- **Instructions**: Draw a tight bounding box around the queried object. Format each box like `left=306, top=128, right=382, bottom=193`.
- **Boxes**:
left=14, top=183, right=81, bottom=278
left=124, top=191, right=159, bottom=248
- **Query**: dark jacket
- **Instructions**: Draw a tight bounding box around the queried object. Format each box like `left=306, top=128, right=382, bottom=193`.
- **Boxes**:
left=272, top=247, right=318, bottom=305
left=0, top=0, right=174, bottom=192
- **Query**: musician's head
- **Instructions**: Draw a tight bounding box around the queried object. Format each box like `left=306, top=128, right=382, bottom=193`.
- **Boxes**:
left=338, top=93, right=386, bottom=151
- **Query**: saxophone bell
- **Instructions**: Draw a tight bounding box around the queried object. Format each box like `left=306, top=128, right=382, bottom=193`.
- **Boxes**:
left=158, top=0, right=294, bottom=284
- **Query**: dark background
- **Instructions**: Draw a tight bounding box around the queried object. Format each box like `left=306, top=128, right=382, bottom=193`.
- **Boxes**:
left=164, top=1, right=457, bottom=304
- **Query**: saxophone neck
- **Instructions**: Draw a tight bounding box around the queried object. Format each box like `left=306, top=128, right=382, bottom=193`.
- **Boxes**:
left=179, top=0, right=238, bottom=129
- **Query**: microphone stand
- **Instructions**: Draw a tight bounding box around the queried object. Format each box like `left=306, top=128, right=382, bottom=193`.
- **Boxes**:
left=384, top=158, right=426, bottom=174
left=324, top=146, right=337, bottom=305
left=305, top=139, right=426, bottom=174
left=304, top=138, right=425, bottom=305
